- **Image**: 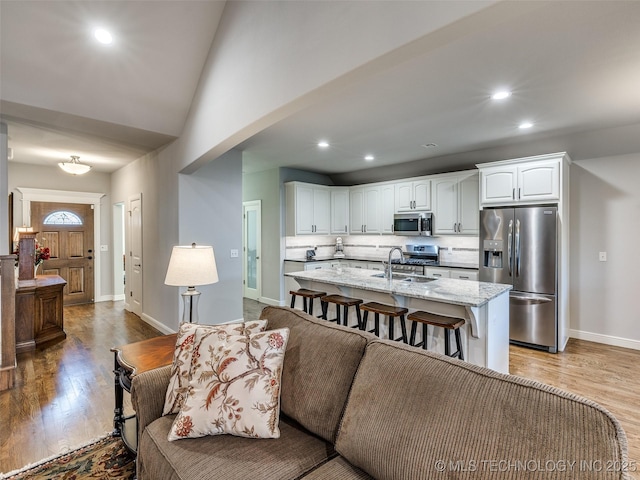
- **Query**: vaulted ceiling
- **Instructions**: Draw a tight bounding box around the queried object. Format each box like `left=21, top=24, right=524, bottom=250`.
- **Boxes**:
left=2, top=1, right=640, bottom=178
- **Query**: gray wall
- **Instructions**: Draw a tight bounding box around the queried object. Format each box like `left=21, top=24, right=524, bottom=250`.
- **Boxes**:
left=242, top=168, right=281, bottom=305
left=0, top=124, right=7, bottom=255
left=569, top=153, right=640, bottom=345
left=179, top=149, right=243, bottom=325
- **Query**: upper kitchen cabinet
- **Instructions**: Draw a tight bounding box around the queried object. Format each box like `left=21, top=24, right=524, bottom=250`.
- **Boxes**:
left=379, top=184, right=395, bottom=234
left=395, top=178, right=431, bottom=212
left=433, top=171, right=479, bottom=235
left=350, top=185, right=382, bottom=234
left=330, top=188, right=350, bottom=235
left=285, top=182, right=330, bottom=235
left=478, top=153, right=568, bottom=206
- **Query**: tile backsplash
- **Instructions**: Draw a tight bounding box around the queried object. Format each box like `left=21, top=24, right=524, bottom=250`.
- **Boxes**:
left=285, top=234, right=479, bottom=266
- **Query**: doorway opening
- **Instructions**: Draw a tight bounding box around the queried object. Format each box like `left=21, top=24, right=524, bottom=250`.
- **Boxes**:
left=243, top=200, right=261, bottom=301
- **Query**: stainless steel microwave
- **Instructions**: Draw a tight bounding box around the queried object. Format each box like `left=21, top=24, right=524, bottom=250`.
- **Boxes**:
left=393, top=212, right=432, bottom=236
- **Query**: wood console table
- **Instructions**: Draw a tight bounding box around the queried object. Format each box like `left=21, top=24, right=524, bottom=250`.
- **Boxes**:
left=111, top=334, right=177, bottom=453
left=15, top=275, right=67, bottom=353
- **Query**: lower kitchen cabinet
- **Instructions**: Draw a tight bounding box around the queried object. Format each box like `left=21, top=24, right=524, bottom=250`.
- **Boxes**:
left=450, top=270, right=479, bottom=281
left=425, top=267, right=451, bottom=279
left=425, top=268, right=478, bottom=281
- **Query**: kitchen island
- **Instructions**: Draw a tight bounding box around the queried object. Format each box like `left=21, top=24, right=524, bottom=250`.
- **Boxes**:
left=285, top=267, right=511, bottom=373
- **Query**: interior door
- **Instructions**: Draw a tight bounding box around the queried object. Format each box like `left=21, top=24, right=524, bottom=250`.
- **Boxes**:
left=243, top=201, right=261, bottom=301
left=31, top=202, right=94, bottom=305
left=128, top=194, right=143, bottom=318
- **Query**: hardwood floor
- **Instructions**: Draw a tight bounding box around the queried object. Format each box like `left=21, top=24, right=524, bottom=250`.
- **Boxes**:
left=1, top=299, right=638, bottom=474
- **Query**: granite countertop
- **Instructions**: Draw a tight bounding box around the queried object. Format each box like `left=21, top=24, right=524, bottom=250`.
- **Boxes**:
left=284, top=256, right=479, bottom=270
left=285, top=267, right=510, bottom=308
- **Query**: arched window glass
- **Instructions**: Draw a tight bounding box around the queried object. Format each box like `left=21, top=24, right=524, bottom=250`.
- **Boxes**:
left=43, top=211, right=83, bottom=225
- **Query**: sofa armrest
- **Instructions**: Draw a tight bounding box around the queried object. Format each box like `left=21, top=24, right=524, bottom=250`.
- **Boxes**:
left=131, top=365, right=172, bottom=434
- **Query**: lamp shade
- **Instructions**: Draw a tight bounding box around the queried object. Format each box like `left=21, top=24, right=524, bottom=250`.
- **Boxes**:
left=164, top=244, right=219, bottom=287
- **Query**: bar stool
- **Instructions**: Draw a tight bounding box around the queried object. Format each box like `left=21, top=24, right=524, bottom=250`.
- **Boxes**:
left=320, top=294, right=363, bottom=328
left=407, top=311, right=464, bottom=360
left=289, top=288, right=326, bottom=316
left=359, top=302, right=409, bottom=343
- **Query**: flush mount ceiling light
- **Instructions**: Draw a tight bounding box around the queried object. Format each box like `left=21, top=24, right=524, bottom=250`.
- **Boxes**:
left=94, top=28, right=113, bottom=45
left=58, top=155, right=92, bottom=175
left=492, top=90, right=512, bottom=100
left=519, top=121, right=534, bottom=130
left=317, top=141, right=330, bottom=148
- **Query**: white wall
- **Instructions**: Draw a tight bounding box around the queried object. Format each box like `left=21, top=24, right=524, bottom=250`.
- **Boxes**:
left=569, top=153, right=640, bottom=348
left=0, top=124, right=8, bottom=255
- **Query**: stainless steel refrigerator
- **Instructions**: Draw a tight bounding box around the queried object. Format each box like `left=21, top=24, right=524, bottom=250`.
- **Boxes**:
left=479, top=206, right=558, bottom=352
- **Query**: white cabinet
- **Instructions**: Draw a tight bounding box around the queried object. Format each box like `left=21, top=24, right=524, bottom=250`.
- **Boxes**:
left=450, top=270, right=479, bottom=281
left=433, top=171, right=479, bottom=235
left=368, top=262, right=384, bottom=271
left=425, top=267, right=451, bottom=279
left=330, top=188, right=350, bottom=234
left=348, top=260, right=368, bottom=269
left=395, top=178, right=431, bottom=212
left=285, top=183, right=330, bottom=235
left=479, top=158, right=560, bottom=205
left=380, top=184, right=395, bottom=234
left=350, top=186, right=381, bottom=234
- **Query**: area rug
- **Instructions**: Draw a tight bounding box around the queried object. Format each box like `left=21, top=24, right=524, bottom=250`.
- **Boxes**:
left=3, top=434, right=135, bottom=479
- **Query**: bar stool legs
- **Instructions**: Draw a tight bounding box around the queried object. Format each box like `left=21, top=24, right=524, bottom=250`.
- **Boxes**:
left=407, top=311, right=465, bottom=360
left=320, top=295, right=363, bottom=329
left=289, top=289, right=326, bottom=316
left=359, top=302, right=409, bottom=343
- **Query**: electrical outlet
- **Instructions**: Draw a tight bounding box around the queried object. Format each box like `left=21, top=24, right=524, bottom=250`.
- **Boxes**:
left=230, top=249, right=239, bottom=258
left=599, top=251, right=607, bottom=262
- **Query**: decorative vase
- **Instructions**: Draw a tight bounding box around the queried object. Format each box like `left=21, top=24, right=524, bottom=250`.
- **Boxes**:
left=34, top=264, right=39, bottom=278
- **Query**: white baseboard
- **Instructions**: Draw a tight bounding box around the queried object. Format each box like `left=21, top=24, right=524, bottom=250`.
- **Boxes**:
left=113, top=294, right=125, bottom=301
left=569, top=329, right=640, bottom=351
left=141, top=313, right=176, bottom=335
left=95, top=294, right=126, bottom=302
left=256, top=296, right=285, bottom=307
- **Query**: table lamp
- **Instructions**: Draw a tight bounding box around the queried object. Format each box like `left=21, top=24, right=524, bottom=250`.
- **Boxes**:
left=164, top=243, right=219, bottom=324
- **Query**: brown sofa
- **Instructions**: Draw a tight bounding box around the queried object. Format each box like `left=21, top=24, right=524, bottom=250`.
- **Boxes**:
left=131, top=306, right=630, bottom=479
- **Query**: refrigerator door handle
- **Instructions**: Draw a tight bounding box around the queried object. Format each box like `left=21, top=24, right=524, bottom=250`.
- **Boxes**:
left=515, top=219, right=521, bottom=277
left=507, top=220, right=513, bottom=276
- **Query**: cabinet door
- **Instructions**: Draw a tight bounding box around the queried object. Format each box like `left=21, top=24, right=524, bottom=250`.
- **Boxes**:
left=481, top=166, right=517, bottom=205
left=433, top=177, right=458, bottom=235
left=313, top=187, right=330, bottom=234
left=330, top=189, right=349, bottom=234
left=518, top=161, right=559, bottom=202
left=458, top=173, right=479, bottom=235
left=413, top=180, right=431, bottom=210
left=349, top=261, right=367, bottom=269
left=368, top=262, right=384, bottom=271
left=380, top=184, right=395, bottom=234
left=451, top=270, right=479, bottom=281
left=349, top=189, right=365, bottom=234
left=363, top=187, right=381, bottom=233
left=295, top=184, right=315, bottom=234
left=395, top=182, right=414, bottom=212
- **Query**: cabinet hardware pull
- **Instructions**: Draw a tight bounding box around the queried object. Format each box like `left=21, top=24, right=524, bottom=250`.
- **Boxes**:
left=518, top=187, right=521, bottom=200
left=512, top=188, right=515, bottom=200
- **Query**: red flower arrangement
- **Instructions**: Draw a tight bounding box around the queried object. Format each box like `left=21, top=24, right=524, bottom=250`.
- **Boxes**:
left=13, top=243, right=51, bottom=268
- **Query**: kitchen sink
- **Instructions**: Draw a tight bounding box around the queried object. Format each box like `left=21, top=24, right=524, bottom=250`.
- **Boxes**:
left=370, top=273, right=435, bottom=283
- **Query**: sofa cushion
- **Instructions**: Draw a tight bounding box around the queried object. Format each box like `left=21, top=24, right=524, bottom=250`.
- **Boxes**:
left=139, top=414, right=335, bottom=480
left=335, top=340, right=628, bottom=480
left=163, top=320, right=268, bottom=415
left=167, top=328, right=289, bottom=440
left=259, top=306, right=372, bottom=443
left=301, top=456, right=372, bottom=479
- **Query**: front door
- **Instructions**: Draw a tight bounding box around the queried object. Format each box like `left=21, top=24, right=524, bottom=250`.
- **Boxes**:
left=243, top=201, right=261, bottom=300
left=31, top=202, right=95, bottom=305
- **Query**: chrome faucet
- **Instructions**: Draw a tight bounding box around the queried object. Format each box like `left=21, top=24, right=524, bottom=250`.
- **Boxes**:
left=387, top=247, right=405, bottom=280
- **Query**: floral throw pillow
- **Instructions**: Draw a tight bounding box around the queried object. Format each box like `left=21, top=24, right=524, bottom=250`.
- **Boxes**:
left=163, top=320, right=268, bottom=416
left=167, top=327, right=289, bottom=441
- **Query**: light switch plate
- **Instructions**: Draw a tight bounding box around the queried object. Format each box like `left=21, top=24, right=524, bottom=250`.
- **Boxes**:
left=230, top=249, right=239, bottom=258
left=599, top=251, right=607, bottom=262
left=100, top=245, right=109, bottom=252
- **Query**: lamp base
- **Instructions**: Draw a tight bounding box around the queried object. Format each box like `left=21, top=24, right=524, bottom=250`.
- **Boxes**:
left=181, top=287, right=201, bottom=324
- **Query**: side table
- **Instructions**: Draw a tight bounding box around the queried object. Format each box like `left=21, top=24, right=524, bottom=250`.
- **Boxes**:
left=111, top=334, right=177, bottom=453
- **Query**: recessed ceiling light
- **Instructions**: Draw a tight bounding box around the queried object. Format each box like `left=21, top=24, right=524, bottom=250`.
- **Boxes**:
left=364, top=155, right=374, bottom=161
left=421, top=143, right=438, bottom=149
left=317, top=141, right=329, bottom=148
left=94, top=28, right=113, bottom=45
left=519, top=121, right=534, bottom=129
left=492, top=90, right=511, bottom=100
